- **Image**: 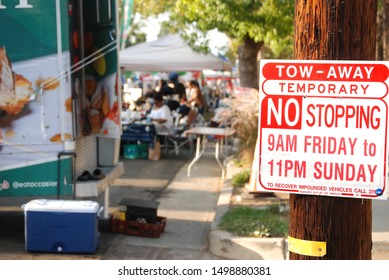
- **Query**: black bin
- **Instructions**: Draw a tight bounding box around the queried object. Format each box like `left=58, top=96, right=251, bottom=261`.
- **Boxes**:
left=119, top=198, right=160, bottom=223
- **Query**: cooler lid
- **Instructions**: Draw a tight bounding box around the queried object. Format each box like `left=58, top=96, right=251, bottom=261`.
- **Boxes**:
left=23, top=199, right=99, bottom=213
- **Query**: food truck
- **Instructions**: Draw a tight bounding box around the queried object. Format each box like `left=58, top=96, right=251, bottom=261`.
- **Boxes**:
left=0, top=0, right=122, bottom=217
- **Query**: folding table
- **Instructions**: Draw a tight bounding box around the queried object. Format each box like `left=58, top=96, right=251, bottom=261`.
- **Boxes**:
left=184, top=127, right=235, bottom=178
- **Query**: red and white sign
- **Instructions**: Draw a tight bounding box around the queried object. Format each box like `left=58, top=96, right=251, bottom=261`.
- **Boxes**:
left=257, top=60, right=389, bottom=200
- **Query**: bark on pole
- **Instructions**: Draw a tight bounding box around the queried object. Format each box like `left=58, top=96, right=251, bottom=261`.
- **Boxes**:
left=289, top=0, right=377, bottom=260
left=384, top=1, right=389, bottom=60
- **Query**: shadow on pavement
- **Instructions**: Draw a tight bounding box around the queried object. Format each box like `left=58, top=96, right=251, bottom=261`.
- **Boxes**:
left=0, top=154, right=188, bottom=260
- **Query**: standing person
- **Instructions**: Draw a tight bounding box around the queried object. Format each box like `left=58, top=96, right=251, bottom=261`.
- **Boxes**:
left=188, top=80, right=205, bottom=115
left=168, top=72, right=186, bottom=101
left=155, top=79, right=172, bottom=97
left=147, top=94, right=173, bottom=134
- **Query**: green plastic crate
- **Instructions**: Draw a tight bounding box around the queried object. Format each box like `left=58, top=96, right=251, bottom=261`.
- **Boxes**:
left=123, top=144, right=148, bottom=159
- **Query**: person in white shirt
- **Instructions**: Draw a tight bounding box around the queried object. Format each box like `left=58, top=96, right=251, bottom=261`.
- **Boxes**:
left=148, top=94, right=173, bottom=134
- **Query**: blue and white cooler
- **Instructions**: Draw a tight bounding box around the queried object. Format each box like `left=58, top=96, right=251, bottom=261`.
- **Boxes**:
left=23, top=199, right=102, bottom=253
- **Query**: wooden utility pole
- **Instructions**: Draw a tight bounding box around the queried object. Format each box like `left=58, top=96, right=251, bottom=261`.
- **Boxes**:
left=289, top=0, right=377, bottom=260
left=384, top=1, right=389, bottom=60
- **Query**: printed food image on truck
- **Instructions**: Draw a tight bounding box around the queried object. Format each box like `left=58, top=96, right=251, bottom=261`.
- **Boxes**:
left=0, top=47, right=34, bottom=116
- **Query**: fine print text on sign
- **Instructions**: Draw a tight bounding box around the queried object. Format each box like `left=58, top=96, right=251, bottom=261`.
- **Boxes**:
left=257, top=60, right=388, bottom=200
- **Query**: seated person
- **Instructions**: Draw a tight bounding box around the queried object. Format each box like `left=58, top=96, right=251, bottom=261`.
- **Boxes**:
left=188, top=80, right=205, bottom=115
left=134, top=97, right=145, bottom=112
left=147, top=94, right=173, bottom=134
left=144, top=91, right=156, bottom=114
left=177, top=94, right=197, bottom=128
left=166, top=99, right=180, bottom=111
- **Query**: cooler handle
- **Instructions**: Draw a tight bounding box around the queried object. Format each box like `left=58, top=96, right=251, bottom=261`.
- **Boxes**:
left=98, top=206, right=104, bottom=218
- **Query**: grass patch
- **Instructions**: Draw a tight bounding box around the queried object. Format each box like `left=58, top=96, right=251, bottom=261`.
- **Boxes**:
left=218, top=204, right=289, bottom=238
left=230, top=170, right=251, bottom=187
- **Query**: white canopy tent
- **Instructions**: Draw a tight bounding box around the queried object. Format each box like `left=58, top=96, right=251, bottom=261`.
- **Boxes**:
left=119, top=34, right=231, bottom=72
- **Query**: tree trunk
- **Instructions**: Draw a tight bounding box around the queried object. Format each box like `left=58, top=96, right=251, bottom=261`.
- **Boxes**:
left=290, top=0, right=376, bottom=260
left=237, top=36, right=263, bottom=89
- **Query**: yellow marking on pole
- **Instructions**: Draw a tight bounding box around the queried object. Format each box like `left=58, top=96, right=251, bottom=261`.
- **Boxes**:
left=288, top=236, right=326, bottom=257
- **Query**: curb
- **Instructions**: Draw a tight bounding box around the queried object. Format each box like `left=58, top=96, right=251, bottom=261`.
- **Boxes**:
left=209, top=230, right=288, bottom=260
left=372, top=234, right=389, bottom=260
left=209, top=165, right=289, bottom=260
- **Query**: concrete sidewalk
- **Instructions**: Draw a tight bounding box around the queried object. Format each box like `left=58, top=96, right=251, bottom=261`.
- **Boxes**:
left=102, top=152, right=226, bottom=260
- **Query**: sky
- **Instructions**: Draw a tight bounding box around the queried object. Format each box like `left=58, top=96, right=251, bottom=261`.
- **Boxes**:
left=140, top=14, right=229, bottom=56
